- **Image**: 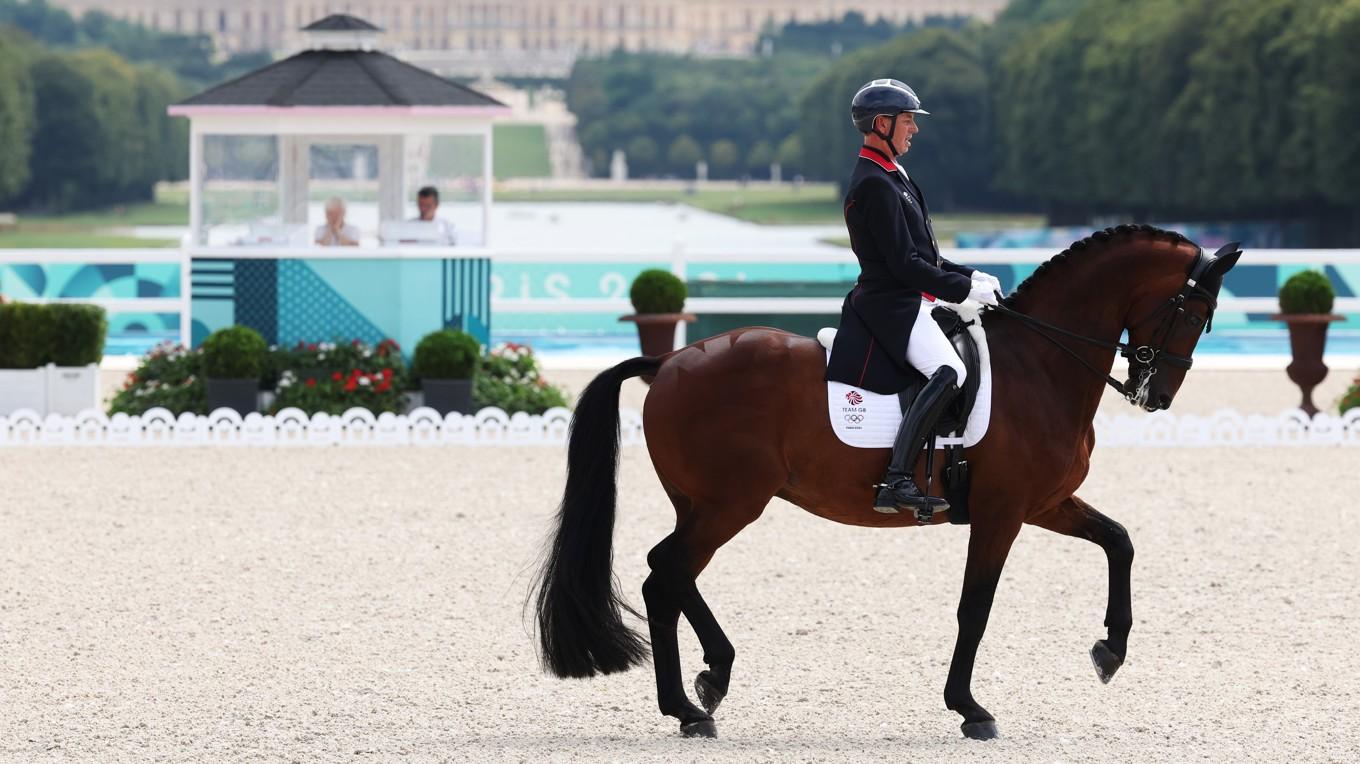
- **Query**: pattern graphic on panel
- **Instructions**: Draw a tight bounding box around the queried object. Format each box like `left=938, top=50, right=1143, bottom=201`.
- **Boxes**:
left=276, top=260, right=386, bottom=346
left=442, top=257, right=491, bottom=342
left=233, top=260, right=279, bottom=344
left=1, top=262, right=180, bottom=299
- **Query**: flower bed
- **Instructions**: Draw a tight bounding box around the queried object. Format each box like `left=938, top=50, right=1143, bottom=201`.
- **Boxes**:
left=111, top=338, right=571, bottom=417
left=473, top=342, right=568, bottom=415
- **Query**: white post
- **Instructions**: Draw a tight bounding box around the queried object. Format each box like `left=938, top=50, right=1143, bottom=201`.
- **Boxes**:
left=482, top=124, right=493, bottom=246
left=672, top=240, right=687, bottom=348
left=189, top=124, right=203, bottom=245
left=184, top=125, right=202, bottom=347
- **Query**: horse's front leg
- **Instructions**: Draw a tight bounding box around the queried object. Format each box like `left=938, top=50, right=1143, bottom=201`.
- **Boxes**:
left=943, top=515, right=1023, bottom=740
left=1029, top=494, right=1134, bottom=682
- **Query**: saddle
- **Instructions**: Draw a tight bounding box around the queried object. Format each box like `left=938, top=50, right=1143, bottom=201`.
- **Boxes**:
left=898, top=306, right=982, bottom=438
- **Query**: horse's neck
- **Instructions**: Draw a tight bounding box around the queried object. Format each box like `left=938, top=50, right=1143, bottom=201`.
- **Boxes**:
left=992, top=257, right=1135, bottom=432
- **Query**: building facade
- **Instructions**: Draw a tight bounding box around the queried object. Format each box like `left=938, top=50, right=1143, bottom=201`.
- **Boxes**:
left=49, top=1, right=1007, bottom=76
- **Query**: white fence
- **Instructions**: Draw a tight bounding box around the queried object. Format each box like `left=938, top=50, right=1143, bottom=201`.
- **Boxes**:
left=1, top=405, right=1357, bottom=448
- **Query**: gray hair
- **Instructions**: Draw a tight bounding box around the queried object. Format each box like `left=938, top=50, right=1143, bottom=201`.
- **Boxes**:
left=324, top=196, right=346, bottom=212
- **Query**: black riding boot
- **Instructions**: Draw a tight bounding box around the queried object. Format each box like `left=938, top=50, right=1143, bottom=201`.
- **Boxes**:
left=873, top=366, right=961, bottom=514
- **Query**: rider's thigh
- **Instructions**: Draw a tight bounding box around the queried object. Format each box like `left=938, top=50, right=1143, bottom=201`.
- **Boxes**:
left=905, top=302, right=966, bottom=385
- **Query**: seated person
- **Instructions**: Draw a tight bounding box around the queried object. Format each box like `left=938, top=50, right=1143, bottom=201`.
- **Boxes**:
left=315, top=197, right=360, bottom=246
left=412, top=186, right=457, bottom=245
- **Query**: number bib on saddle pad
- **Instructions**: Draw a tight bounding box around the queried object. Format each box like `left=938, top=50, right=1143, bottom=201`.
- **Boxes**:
left=820, top=303, right=993, bottom=449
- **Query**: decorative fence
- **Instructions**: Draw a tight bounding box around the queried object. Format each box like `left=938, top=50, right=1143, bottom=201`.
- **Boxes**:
left=1, top=406, right=1356, bottom=448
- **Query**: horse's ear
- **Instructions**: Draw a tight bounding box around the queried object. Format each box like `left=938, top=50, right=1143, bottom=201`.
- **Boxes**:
left=1203, top=244, right=1242, bottom=281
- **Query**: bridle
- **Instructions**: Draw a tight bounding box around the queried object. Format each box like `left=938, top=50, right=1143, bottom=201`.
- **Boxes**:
left=984, top=242, right=1241, bottom=410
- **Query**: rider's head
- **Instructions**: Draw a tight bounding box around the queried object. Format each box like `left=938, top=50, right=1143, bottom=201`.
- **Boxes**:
left=851, top=79, right=928, bottom=159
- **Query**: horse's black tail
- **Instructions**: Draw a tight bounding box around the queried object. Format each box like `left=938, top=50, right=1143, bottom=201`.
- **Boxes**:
left=532, top=355, right=662, bottom=678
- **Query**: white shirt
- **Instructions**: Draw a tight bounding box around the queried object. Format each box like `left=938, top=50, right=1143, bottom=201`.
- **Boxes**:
left=314, top=223, right=360, bottom=246
left=412, top=216, right=457, bottom=245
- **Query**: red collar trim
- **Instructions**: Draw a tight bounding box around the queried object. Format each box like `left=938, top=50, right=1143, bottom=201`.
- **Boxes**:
left=858, top=147, right=898, bottom=174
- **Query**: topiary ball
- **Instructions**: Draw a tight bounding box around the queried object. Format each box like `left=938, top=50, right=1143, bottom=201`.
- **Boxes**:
left=629, top=269, right=686, bottom=314
left=414, top=329, right=481, bottom=379
left=202, top=325, right=267, bottom=379
left=1278, top=270, right=1335, bottom=315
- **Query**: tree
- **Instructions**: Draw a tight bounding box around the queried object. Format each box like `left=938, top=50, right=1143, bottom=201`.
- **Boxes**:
left=667, top=135, right=703, bottom=176
left=776, top=135, right=803, bottom=176
left=708, top=140, right=740, bottom=179
left=746, top=140, right=774, bottom=177
left=626, top=136, right=660, bottom=176
left=0, top=31, right=34, bottom=204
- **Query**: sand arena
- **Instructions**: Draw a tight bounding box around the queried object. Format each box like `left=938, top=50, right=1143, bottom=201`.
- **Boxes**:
left=1, top=369, right=1357, bottom=761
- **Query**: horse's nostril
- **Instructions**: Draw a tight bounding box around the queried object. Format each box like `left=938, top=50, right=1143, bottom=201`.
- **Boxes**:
left=1158, top=394, right=1172, bottom=410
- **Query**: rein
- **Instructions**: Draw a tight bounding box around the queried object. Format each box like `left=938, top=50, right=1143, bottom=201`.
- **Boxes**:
left=981, top=244, right=1230, bottom=409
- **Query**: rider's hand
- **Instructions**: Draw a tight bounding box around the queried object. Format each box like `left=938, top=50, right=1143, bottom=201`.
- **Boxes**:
left=968, top=282, right=1000, bottom=306
left=972, top=271, right=1003, bottom=295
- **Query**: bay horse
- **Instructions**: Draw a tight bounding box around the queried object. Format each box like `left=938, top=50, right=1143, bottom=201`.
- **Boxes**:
left=531, top=225, right=1242, bottom=740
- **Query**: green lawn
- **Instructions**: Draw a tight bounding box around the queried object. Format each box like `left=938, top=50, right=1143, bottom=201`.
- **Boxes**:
left=497, top=185, right=846, bottom=225
left=0, top=195, right=186, bottom=249
left=493, top=124, right=552, bottom=179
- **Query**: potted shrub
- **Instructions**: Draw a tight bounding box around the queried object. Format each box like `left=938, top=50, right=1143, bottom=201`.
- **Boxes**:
left=1271, top=270, right=1345, bottom=416
left=44, top=303, right=107, bottom=415
left=0, top=301, right=48, bottom=415
left=413, top=329, right=481, bottom=415
left=202, top=325, right=267, bottom=415
left=620, top=268, right=696, bottom=359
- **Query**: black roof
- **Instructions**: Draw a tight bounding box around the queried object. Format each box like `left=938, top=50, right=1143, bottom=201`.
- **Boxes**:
left=173, top=48, right=506, bottom=109
left=303, top=14, right=381, bottom=31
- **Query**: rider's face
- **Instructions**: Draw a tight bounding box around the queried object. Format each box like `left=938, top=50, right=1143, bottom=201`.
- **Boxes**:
left=875, top=112, right=919, bottom=157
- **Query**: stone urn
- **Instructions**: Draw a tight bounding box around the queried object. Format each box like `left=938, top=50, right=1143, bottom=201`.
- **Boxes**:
left=619, top=313, right=696, bottom=383
left=1271, top=313, right=1345, bottom=415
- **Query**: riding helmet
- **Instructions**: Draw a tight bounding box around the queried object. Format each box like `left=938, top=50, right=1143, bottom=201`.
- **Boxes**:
left=850, top=79, right=929, bottom=133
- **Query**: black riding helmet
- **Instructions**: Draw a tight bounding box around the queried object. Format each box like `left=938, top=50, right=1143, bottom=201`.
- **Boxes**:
left=850, top=79, right=929, bottom=150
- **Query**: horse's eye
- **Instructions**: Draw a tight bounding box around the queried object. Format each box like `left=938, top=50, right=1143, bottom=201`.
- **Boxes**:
left=1186, top=314, right=1204, bottom=328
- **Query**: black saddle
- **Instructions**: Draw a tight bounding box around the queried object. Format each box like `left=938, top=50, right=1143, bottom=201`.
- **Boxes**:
left=896, top=306, right=982, bottom=437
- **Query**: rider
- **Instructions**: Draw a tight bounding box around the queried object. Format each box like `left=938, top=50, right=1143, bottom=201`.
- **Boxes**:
left=840, top=79, right=1003, bottom=514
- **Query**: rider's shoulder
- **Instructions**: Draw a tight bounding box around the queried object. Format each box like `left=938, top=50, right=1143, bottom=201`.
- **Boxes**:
left=849, top=172, right=900, bottom=200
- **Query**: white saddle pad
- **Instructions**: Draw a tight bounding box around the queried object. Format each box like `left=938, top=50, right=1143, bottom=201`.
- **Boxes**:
left=820, top=301, right=993, bottom=449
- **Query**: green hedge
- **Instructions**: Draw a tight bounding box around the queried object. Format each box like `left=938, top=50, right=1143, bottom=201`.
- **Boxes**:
left=0, top=301, right=107, bottom=368
left=630, top=269, right=686, bottom=314
left=413, top=329, right=481, bottom=379
left=201, top=325, right=267, bottom=379
left=1278, top=270, right=1335, bottom=315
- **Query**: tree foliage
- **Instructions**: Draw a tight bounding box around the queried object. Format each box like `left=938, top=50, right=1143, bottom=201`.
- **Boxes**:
left=0, top=30, right=34, bottom=201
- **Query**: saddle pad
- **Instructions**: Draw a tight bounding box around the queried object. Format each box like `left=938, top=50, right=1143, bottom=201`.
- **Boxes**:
left=821, top=302, right=993, bottom=449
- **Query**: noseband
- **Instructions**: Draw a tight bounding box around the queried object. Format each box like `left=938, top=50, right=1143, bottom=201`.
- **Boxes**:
left=986, top=242, right=1238, bottom=410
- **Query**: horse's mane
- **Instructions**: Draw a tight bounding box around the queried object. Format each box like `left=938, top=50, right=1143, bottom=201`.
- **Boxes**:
left=1000, top=223, right=1193, bottom=308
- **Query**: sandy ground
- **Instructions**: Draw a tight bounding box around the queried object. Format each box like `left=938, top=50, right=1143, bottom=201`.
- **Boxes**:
left=2, top=435, right=1358, bottom=761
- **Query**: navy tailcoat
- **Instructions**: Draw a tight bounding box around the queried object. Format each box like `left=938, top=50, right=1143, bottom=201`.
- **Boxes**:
left=824, top=146, right=975, bottom=394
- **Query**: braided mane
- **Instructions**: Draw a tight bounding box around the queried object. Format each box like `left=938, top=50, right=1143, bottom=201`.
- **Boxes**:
left=1000, top=224, right=1193, bottom=308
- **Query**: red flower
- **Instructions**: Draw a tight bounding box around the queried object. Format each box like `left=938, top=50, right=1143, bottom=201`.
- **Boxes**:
left=331, top=371, right=343, bottom=381
left=376, top=380, right=391, bottom=393
left=308, top=343, right=318, bottom=351
left=305, top=378, right=317, bottom=387
left=351, top=339, right=362, bottom=346
left=344, top=378, right=357, bottom=392
left=382, top=367, right=393, bottom=379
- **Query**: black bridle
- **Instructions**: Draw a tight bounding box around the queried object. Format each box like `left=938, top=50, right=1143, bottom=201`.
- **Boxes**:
left=983, top=242, right=1240, bottom=410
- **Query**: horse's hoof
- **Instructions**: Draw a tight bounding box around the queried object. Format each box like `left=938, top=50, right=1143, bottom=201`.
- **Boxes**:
left=960, top=719, right=999, bottom=740
left=1090, top=640, right=1124, bottom=684
left=695, top=671, right=726, bottom=715
left=680, top=718, right=718, bottom=739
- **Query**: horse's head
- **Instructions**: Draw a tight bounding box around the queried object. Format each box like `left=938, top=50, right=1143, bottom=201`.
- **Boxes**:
left=1121, top=241, right=1242, bottom=411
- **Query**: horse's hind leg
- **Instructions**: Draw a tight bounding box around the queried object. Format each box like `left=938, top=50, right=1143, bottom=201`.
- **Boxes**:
left=1029, top=495, right=1134, bottom=683
left=642, top=497, right=763, bottom=738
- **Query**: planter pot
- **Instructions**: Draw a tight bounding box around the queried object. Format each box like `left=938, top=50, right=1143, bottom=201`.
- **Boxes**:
left=45, top=363, right=100, bottom=416
left=620, top=312, right=697, bottom=384
left=422, top=378, right=474, bottom=416
left=1271, top=313, right=1346, bottom=416
left=0, top=367, right=46, bottom=415
left=206, top=378, right=260, bottom=415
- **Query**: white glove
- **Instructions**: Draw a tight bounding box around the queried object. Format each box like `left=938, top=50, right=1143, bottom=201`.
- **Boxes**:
left=972, top=270, right=1003, bottom=295
left=968, top=282, right=999, bottom=306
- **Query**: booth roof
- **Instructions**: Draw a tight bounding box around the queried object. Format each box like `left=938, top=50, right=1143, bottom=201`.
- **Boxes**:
left=303, top=13, right=380, bottom=31
left=173, top=48, right=506, bottom=110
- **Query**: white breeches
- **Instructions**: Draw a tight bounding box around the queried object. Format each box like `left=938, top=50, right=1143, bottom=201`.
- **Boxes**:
left=906, top=301, right=967, bottom=385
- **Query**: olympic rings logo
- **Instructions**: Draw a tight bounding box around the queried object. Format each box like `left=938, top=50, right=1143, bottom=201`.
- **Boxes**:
left=844, top=414, right=865, bottom=423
